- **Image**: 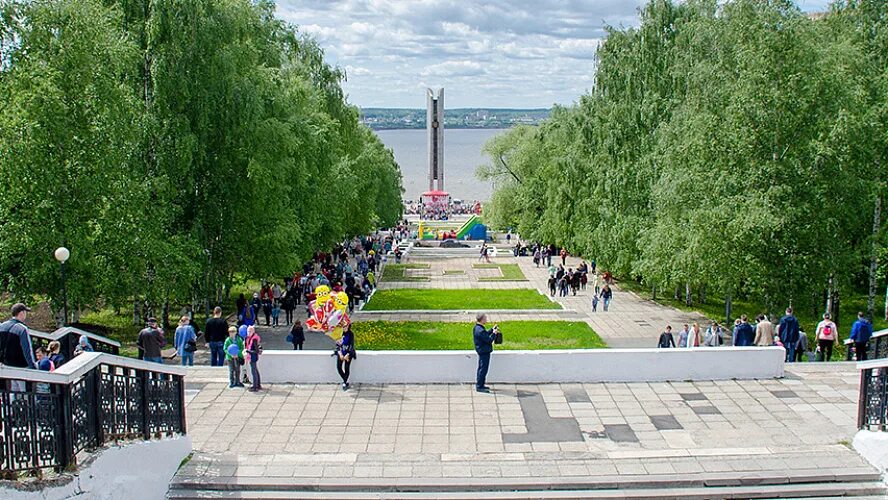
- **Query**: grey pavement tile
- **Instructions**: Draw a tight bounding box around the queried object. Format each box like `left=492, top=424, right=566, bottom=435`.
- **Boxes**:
left=650, top=415, right=683, bottom=430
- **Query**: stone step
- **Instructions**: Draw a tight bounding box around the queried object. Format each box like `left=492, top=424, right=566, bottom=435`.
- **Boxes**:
left=169, top=468, right=884, bottom=493
left=167, top=481, right=887, bottom=499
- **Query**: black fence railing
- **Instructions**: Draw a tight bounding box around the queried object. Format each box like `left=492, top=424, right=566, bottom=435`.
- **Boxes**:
left=857, top=360, right=888, bottom=431
left=29, top=326, right=121, bottom=363
left=0, top=354, right=185, bottom=473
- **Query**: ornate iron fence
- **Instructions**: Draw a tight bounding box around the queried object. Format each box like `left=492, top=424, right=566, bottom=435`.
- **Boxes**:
left=844, top=328, right=888, bottom=361
left=0, top=355, right=185, bottom=473
left=857, top=360, right=888, bottom=431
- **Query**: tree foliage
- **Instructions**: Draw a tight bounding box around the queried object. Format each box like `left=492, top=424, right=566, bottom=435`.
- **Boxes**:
left=480, top=0, right=887, bottom=315
left=0, top=0, right=403, bottom=318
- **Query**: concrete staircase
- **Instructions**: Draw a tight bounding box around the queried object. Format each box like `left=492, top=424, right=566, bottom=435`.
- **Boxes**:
left=168, top=468, right=886, bottom=499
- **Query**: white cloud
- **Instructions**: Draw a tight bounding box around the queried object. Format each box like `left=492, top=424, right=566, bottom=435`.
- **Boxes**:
left=276, top=0, right=826, bottom=108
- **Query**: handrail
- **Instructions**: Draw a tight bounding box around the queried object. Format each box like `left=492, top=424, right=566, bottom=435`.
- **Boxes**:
left=857, top=357, right=888, bottom=431
left=0, top=352, right=186, bottom=473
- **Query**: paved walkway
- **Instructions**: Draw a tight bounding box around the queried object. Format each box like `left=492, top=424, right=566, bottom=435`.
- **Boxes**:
left=376, top=254, right=707, bottom=348
left=178, top=363, right=872, bottom=481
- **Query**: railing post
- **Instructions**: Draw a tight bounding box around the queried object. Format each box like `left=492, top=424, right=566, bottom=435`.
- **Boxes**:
left=57, top=383, right=75, bottom=471
left=92, top=367, right=104, bottom=447
left=178, top=375, right=187, bottom=435
left=858, top=368, right=868, bottom=430
left=140, top=369, right=150, bottom=440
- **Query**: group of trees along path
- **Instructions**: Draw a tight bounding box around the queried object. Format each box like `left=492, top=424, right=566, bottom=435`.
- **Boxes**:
left=0, top=0, right=404, bottom=323
left=479, top=0, right=887, bottom=322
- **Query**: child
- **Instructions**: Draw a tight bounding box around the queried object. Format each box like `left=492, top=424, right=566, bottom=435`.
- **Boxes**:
left=592, top=295, right=599, bottom=312
left=271, top=300, right=281, bottom=327
left=36, top=347, right=54, bottom=372
left=223, top=326, right=245, bottom=388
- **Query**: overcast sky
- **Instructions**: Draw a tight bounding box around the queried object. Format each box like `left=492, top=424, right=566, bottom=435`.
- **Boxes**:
left=276, top=0, right=832, bottom=109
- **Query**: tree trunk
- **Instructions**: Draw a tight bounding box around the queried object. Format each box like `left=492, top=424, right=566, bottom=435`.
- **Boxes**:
left=725, top=292, right=732, bottom=327
left=867, top=194, right=881, bottom=319
left=651, top=284, right=657, bottom=301
left=674, top=285, right=680, bottom=301
left=162, top=299, right=170, bottom=329
left=133, top=299, right=141, bottom=326
left=826, top=275, right=834, bottom=317
left=685, top=282, right=692, bottom=307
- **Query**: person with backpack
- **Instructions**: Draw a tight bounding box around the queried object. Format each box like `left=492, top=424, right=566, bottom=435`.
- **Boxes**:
left=657, top=325, right=676, bottom=348
left=48, top=340, right=65, bottom=368
left=850, top=311, right=874, bottom=361
left=815, top=312, right=838, bottom=362
left=704, top=323, right=723, bottom=347
left=223, top=326, right=245, bottom=388
left=174, top=315, right=197, bottom=366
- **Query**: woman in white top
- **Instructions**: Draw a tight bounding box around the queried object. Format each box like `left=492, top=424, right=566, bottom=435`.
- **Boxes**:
left=815, top=313, right=838, bottom=361
left=687, top=323, right=701, bottom=348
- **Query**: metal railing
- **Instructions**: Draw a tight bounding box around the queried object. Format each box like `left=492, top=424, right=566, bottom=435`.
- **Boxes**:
left=845, top=328, right=888, bottom=361
left=857, top=358, right=888, bottom=431
left=0, top=353, right=185, bottom=473
left=29, top=326, right=121, bottom=362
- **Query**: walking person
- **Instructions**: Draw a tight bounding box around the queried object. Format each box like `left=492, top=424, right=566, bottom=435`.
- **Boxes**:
left=290, top=320, right=305, bottom=350
left=815, top=313, right=838, bottom=362
left=687, top=323, right=701, bottom=348
left=473, top=314, right=498, bottom=393
left=283, top=291, right=296, bottom=326
left=137, top=317, right=165, bottom=364
left=245, top=325, right=262, bottom=392
left=335, top=326, right=357, bottom=390
left=704, top=322, right=723, bottom=347
left=205, top=307, right=229, bottom=367
left=658, top=325, right=676, bottom=348
left=849, top=311, right=874, bottom=361
left=271, top=299, right=281, bottom=327
left=753, top=314, right=775, bottom=346
left=779, top=307, right=800, bottom=362
left=600, top=285, right=613, bottom=311
left=48, top=340, right=65, bottom=368
left=174, top=315, right=197, bottom=367
left=560, top=247, right=568, bottom=266
left=677, top=324, right=690, bottom=348
left=732, top=315, right=755, bottom=347
left=223, top=326, right=245, bottom=388
left=0, top=304, right=37, bottom=386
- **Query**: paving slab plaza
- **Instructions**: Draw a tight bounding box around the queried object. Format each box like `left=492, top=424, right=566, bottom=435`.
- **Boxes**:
left=178, top=248, right=878, bottom=487
left=181, top=363, right=871, bottom=481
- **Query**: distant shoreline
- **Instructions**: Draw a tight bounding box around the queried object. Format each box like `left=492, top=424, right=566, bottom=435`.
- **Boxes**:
left=370, top=125, right=516, bottom=131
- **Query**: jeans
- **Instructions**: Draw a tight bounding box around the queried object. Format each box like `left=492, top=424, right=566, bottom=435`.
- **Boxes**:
left=855, top=341, right=868, bottom=361
left=144, top=356, right=163, bottom=364
left=337, top=357, right=351, bottom=383
left=784, top=342, right=796, bottom=363
left=228, top=358, right=243, bottom=387
left=603, top=297, right=611, bottom=311
left=181, top=352, right=194, bottom=366
left=209, top=341, right=225, bottom=367
left=476, top=352, right=491, bottom=389
left=250, top=360, right=261, bottom=390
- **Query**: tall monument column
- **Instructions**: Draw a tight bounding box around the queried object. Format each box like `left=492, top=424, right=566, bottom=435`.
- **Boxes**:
left=426, top=88, right=444, bottom=192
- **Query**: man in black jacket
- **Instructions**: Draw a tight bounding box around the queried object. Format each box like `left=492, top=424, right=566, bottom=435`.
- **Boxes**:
left=657, top=325, right=675, bottom=348
left=0, top=303, right=36, bottom=369
left=205, top=307, right=229, bottom=367
left=473, top=314, right=497, bottom=393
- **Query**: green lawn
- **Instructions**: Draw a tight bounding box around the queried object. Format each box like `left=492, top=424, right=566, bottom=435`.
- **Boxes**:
left=381, top=263, right=431, bottom=282
left=443, top=269, right=465, bottom=275
left=351, top=321, right=606, bottom=350
left=473, top=263, right=528, bottom=281
left=362, top=288, right=561, bottom=310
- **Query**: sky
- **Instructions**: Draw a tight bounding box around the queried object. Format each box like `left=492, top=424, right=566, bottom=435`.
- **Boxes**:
left=275, top=0, right=833, bottom=109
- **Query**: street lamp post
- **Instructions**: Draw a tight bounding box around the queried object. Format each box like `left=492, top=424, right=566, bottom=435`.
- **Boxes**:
left=54, top=247, right=70, bottom=326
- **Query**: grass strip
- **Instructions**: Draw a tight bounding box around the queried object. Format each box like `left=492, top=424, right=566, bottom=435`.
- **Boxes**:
left=473, top=263, right=528, bottom=281
left=363, top=288, right=559, bottom=310
left=351, top=320, right=606, bottom=350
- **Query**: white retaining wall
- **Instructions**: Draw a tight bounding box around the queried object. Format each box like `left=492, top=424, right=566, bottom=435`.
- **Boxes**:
left=0, top=437, right=192, bottom=500
left=258, top=347, right=785, bottom=384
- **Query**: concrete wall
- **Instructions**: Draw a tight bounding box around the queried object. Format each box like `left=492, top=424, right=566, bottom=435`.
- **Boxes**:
left=257, top=347, right=785, bottom=384
left=0, top=437, right=191, bottom=500
left=853, top=430, right=888, bottom=484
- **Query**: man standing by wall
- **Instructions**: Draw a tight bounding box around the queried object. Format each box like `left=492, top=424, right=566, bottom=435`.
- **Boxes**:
left=0, top=303, right=36, bottom=370
left=205, top=307, right=228, bottom=367
left=0, top=303, right=36, bottom=393
left=473, top=313, right=497, bottom=393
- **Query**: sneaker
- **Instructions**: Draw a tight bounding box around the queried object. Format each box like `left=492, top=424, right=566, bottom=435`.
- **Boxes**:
left=476, top=387, right=490, bottom=393
left=341, top=383, right=348, bottom=391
